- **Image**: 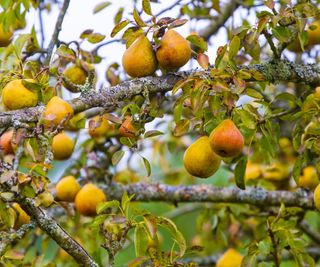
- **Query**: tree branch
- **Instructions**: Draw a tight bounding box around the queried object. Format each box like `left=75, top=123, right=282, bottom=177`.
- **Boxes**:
left=45, top=0, right=70, bottom=64
left=102, top=182, right=314, bottom=209
left=1, top=60, right=320, bottom=129
left=0, top=222, right=36, bottom=256
left=17, top=197, right=98, bottom=267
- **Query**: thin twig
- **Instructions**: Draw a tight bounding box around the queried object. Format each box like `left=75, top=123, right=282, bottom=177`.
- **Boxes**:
left=263, top=29, right=279, bottom=59
left=299, top=221, right=320, bottom=245
left=267, top=219, right=280, bottom=267
left=0, top=222, right=36, bottom=256
left=45, top=0, right=70, bottom=65
left=38, top=0, right=45, bottom=48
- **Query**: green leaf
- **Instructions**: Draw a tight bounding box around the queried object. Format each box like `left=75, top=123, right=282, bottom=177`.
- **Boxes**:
left=186, top=34, right=208, bottom=52
left=134, top=224, right=149, bottom=257
left=87, top=33, right=106, bottom=43
left=292, top=153, right=306, bottom=185
left=229, top=35, right=241, bottom=60
left=237, top=109, right=256, bottom=130
left=215, top=45, right=227, bottom=69
left=142, top=0, right=153, bottom=15
left=97, top=200, right=120, bottom=214
left=93, top=2, right=111, bottom=14
left=245, top=88, right=263, bottom=99
left=173, top=119, right=190, bottom=137
left=234, top=155, right=247, bottom=190
left=111, top=20, right=130, bottom=37
left=112, top=150, right=125, bottom=165
left=133, top=8, right=148, bottom=27
left=144, top=130, right=164, bottom=138
left=114, top=7, right=124, bottom=24
left=155, top=216, right=186, bottom=257
left=55, top=44, right=76, bottom=60
left=141, top=156, right=151, bottom=177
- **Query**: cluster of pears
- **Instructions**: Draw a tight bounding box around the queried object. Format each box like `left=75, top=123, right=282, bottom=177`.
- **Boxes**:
left=183, top=119, right=244, bottom=178
left=42, top=96, right=75, bottom=160
left=122, top=29, right=191, bottom=77
left=287, top=20, right=320, bottom=53
left=55, top=176, right=106, bottom=216
left=88, top=114, right=139, bottom=140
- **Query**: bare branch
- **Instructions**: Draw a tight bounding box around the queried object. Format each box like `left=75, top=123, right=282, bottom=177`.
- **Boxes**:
left=45, top=0, right=70, bottom=64
left=102, top=182, right=314, bottom=209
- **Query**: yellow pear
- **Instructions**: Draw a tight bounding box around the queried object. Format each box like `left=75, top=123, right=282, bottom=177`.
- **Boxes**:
left=314, top=183, right=320, bottom=210
left=263, top=162, right=289, bottom=181
left=43, top=96, right=74, bottom=128
left=209, top=119, right=244, bottom=158
left=307, top=20, right=320, bottom=46
left=122, top=35, right=157, bottom=77
left=298, top=166, right=319, bottom=190
left=63, top=65, right=87, bottom=92
left=0, top=25, right=13, bottom=47
left=183, top=136, right=221, bottom=178
left=245, top=161, right=262, bottom=181
left=216, top=248, right=243, bottom=267
left=2, top=79, right=38, bottom=110
left=156, top=29, right=191, bottom=70
left=51, top=132, right=74, bottom=160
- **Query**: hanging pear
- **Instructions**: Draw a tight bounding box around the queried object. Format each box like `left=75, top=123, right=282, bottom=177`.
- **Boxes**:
left=209, top=119, right=244, bottom=158
left=183, top=136, right=221, bottom=178
left=156, top=29, right=191, bottom=70
left=122, top=35, right=157, bottom=77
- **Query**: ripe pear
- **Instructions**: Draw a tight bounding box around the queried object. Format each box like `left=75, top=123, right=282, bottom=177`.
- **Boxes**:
left=122, top=35, right=157, bottom=77
left=0, top=25, right=13, bottom=47
left=156, top=29, right=191, bottom=70
left=183, top=136, right=221, bottom=178
left=209, top=119, right=244, bottom=158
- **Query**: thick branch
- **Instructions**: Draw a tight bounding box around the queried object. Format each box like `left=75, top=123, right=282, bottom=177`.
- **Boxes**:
left=17, top=197, right=98, bottom=267
left=1, top=60, right=320, bottom=129
left=45, top=0, right=70, bottom=64
left=103, top=182, right=314, bottom=209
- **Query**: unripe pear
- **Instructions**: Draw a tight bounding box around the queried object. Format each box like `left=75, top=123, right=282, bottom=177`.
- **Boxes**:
left=156, top=29, right=191, bottom=70
left=209, top=119, right=244, bottom=158
left=183, top=136, right=221, bottom=178
left=122, top=35, right=157, bottom=77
